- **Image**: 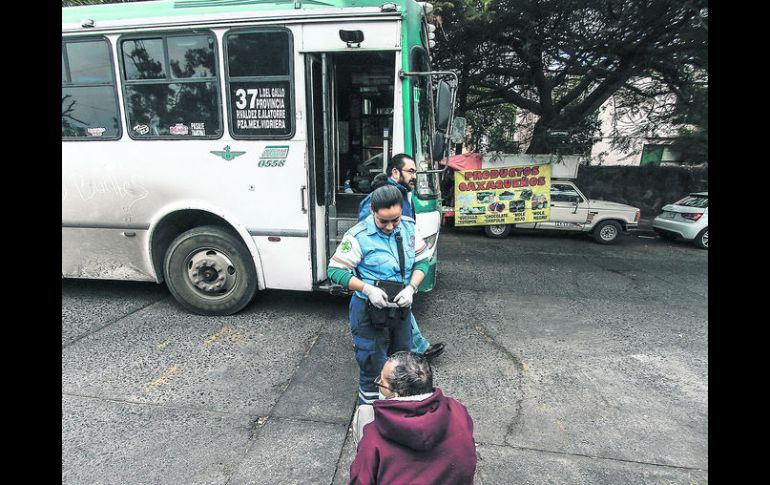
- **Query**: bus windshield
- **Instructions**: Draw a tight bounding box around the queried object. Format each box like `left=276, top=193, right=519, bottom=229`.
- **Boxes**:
left=410, top=45, right=439, bottom=200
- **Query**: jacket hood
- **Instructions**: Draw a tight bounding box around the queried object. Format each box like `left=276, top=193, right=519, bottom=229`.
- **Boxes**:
left=373, top=389, right=450, bottom=451
left=387, top=177, right=410, bottom=195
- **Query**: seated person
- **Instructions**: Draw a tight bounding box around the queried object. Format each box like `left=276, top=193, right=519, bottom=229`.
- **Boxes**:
left=349, top=351, right=477, bottom=485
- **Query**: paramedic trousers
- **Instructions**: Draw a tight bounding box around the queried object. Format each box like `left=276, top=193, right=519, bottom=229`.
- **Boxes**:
left=410, top=313, right=430, bottom=353
left=349, top=295, right=412, bottom=405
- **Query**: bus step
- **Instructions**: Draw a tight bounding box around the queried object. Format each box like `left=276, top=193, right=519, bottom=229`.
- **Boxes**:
left=316, top=281, right=352, bottom=296
left=334, top=217, right=359, bottom=235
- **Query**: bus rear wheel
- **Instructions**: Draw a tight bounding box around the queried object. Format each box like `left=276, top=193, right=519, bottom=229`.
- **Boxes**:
left=164, top=225, right=257, bottom=316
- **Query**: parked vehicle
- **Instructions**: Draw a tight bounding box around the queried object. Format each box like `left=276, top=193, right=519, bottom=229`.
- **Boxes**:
left=483, top=179, right=640, bottom=244
left=652, top=192, right=708, bottom=249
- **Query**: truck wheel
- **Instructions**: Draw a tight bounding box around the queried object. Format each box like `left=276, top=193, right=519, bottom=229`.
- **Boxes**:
left=484, top=224, right=511, bottom=238
left=694, top=228, right=708, bottom=250
left=592, top=220, right=622, bottom=244
left=164, top=225, right=257, bottom=315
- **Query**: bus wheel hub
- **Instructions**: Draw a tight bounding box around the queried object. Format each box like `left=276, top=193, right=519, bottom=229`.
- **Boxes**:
left=188, top=251, right=236, bottom=294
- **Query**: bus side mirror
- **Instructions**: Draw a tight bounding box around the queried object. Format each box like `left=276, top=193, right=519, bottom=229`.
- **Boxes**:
left=432, top=133, right=445, bottom=160
left=435, top=80, right=452, bottom=133
left=450, top=117, right=466, bottom=144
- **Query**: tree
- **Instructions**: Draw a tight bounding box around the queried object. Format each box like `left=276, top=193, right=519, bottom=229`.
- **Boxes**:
left=465, top=103, right=519, bottom=152
left=668, top=80, right=707, bottom=164
left=432, top=0, right=708, bottom=154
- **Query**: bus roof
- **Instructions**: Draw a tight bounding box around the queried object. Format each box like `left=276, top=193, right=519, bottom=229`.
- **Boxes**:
left=62, top=0, right=420, bottom=25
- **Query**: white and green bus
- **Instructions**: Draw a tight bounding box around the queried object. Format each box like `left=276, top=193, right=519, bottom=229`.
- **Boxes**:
left=62, top=0, right=459, bottom=315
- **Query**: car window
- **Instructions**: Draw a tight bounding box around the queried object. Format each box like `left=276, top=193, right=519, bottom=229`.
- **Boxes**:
left=675, top=195, right=708, bottom=208
left=551, top=184, right=581, bottom=203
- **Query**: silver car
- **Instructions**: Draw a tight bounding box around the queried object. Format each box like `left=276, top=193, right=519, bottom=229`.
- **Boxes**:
left=652, top=192, right=708, bottom=249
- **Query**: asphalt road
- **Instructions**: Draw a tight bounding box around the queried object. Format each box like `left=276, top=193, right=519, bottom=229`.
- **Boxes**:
left=62, top=227, right=708, bottom=484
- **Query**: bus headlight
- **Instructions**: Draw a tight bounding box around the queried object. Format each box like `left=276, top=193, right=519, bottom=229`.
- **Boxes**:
left=423, top=233, right=438, bottom=252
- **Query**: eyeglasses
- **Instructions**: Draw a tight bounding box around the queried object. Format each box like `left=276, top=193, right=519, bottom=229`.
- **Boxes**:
left=399, top=168, right=417, bottom=175
left=373, top=374, right=395, bottom=393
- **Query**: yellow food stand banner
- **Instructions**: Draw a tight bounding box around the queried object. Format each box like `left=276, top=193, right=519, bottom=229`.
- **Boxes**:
left=454, top=164, right=551, bottom=226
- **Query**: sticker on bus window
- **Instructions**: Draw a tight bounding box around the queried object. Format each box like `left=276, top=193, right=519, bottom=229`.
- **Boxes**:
left=133, top=124, right=150, bottom=135
left=230, top=82, right=292, bottom=137
left=190, top=122, right=206, bottom=136
left=170, top=123, right=189, bottom=135
left=87, top=127, right=106, bottom=137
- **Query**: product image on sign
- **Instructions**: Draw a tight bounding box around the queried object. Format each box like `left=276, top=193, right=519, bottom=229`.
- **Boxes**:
left=454, top=164, right=552, bottom=226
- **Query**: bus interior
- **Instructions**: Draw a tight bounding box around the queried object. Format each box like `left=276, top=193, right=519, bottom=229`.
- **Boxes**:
left=307, top=51, right=398, bottom=259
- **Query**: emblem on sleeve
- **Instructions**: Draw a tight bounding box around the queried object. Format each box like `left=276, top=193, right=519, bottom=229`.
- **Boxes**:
left=340, top=240, right=352, bottom=253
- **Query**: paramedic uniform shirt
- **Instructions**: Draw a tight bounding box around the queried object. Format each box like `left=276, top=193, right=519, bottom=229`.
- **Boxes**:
left=328, top=214, right=430, bottom=405
left=329, top=214, right=429, bottom=298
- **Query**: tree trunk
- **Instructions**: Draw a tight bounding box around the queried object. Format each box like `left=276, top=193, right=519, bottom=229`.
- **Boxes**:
left=526, top=120, right=552, bottom=154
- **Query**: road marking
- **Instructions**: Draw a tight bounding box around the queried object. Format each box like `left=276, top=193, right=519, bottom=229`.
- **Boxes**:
left=145, top=365, right=179, bottom=392
left=204, top=325, right=238, bottom=347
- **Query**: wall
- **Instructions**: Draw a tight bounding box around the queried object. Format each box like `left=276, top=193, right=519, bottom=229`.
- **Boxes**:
left=575, top=165, right=708, bottom=218
left=588, top=90, right=681, bottom=166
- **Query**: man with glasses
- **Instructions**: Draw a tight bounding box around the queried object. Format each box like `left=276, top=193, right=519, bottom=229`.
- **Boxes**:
left=328, top=185, right=431, bottom=405
left=357, top=153, right=418, bottom=220
left=349, top=351, right=477, bottom=484
left=356, top=153, right=445, bottom=362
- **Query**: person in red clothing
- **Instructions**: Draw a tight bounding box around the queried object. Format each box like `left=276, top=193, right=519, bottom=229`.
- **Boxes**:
left=349, top=351, right=477, bottom=485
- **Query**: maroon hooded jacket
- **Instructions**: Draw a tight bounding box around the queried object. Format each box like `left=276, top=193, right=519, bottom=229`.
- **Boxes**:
left=349, top=388, right=476, bottom=485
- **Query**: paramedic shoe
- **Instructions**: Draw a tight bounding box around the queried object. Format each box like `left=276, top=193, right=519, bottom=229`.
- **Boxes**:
left=423, top=343, right=445, bottom=362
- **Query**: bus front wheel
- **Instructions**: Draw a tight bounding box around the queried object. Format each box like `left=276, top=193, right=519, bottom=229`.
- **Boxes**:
left=164, top=225, right=257, bottom=316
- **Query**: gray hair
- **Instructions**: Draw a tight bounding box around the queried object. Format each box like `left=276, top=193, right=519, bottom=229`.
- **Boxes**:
left=370, top=185, right=403, bottom=212
left=385, top=351, right=433, bottom=396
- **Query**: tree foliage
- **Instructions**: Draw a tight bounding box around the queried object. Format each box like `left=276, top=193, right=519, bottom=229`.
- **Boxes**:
left=64, top=0, right=708, bottom=160
left=465, top=103, right=519, bottom=153
left=431, top=0, right=708, bottom=155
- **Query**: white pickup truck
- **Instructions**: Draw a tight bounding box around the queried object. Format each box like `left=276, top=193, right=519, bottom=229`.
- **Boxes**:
left=483, top=179, right=640, bottom=244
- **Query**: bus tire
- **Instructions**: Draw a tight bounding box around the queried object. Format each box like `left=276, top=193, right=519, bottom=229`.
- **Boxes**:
left=163, top=225, right=257, bottom=316
left=484, top=224, right=511, bottom=238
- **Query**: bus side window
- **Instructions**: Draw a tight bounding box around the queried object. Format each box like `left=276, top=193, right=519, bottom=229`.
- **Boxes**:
left=119, top=32, right=222, bottom=139
left=225, top=29, right=294, bottom=139
left=62, top=38, right=122, bottom=140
